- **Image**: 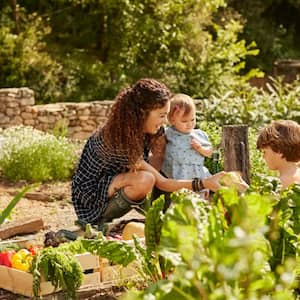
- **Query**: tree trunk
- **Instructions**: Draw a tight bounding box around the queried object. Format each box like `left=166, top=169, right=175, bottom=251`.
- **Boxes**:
left=11, top=0, right=20, bottom=34
left=222, top=125, right=250, bottom=184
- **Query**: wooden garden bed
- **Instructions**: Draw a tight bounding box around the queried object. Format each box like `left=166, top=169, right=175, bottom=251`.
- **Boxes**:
left=0, top=251, right=140, bottom=297
left=0, top=253, right=100, bottom=297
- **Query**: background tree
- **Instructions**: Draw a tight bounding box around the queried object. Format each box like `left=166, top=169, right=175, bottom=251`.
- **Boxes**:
left=227, top=0, right=300, bottom=72
left=0, top=0, right=269, bottom=103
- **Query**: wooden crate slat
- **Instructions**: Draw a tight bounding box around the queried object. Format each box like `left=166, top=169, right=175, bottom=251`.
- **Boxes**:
left=0, top=253, right=101, bottom=297
left=75, top=252, right=100, bottom=269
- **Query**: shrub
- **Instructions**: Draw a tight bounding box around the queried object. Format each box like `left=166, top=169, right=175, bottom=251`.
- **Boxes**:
left=200, top=76, right=300, bottom=128
left=0, top=126, right=78, bottom=182
left=197, top=120, right=224, bottom=174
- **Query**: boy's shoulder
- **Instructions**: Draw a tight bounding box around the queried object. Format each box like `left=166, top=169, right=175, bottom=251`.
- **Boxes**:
left=280, top=168, right=300, bottom=190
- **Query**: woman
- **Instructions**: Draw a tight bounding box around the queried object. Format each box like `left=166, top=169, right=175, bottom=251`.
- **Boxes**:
left=72, top=78, right=224, bottom=226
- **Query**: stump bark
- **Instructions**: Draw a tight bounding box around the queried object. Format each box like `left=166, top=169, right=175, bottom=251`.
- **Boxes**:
left=222, top=125, right=250, bottom=184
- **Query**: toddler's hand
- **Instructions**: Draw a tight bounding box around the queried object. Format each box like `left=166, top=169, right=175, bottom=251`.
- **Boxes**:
left=191, top=138, right=202, bottom=151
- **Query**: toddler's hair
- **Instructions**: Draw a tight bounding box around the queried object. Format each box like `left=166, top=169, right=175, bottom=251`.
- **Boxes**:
left=257, top=120, right=300, bottom=162
left=168, top=93, right=195, bottom=122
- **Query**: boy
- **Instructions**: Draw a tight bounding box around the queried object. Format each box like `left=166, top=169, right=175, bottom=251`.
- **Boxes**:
left=256, top=120, right=300, bottom=189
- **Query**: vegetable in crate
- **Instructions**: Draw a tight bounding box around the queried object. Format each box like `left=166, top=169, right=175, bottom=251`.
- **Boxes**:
left=28, top=245, right=43, bottom=256
left=0, top=250, right=16, bottom=267
left=11, top=249, right=33, bottom=272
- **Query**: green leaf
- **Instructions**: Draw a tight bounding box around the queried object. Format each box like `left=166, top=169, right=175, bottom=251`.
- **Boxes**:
left=0, top=184, right=36, bottom=224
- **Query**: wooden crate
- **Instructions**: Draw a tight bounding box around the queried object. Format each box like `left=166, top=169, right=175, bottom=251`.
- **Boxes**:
left=99, top=238, right=144, bottom=287
left=101, top=261, right=140, bottom=287
left=0, top=253, right=101, bottom=297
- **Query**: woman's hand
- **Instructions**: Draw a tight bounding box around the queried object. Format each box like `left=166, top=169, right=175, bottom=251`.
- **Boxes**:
left=202, top=172, right=226, bottom=192
left=138, top=160, right=226, bottom=193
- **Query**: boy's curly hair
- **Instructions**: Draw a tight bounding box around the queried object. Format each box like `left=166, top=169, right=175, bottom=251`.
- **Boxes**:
left=101, top=78, right=171, bottom=168
left=257, top=120, right=300, bottom=162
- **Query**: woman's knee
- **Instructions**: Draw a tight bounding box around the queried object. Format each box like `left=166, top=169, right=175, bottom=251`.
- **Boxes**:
left=125, top=171, right=155, bottom=196
left=122, top=171, right=155, bottom=201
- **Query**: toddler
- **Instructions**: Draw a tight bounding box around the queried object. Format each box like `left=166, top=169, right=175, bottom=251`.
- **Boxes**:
left=256, top=120, right=300, bottom=189
left=162, top=93, right=213, bottom=180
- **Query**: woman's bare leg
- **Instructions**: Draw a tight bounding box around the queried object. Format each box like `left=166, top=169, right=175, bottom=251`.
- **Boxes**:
left=107, top=170, right=155, bottom=201
left=99, top=171, right=155, bottom=224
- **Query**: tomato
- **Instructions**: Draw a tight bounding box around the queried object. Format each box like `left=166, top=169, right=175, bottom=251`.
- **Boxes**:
left=28, top=245, right=43, bottom=256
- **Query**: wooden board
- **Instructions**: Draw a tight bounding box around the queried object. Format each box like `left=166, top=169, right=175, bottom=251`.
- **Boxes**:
left=0, top=218, right=44, bottom=240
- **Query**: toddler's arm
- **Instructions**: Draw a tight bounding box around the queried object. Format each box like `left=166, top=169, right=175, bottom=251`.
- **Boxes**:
left=191, top=138, right=213, bottom=157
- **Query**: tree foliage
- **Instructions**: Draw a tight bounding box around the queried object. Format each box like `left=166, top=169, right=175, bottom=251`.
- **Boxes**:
left=0, top=0, right=261, bottom=103
left=0, top=5, right=68, bottom=102
left=227, top=0, right=300, bottom=71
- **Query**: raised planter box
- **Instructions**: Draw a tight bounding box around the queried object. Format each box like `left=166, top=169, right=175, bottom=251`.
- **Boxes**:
left=0, top=253, right=101, bottom=297
left=0, top=237, right=145, bottom=297
left=101, top=261, right=140, bottom=287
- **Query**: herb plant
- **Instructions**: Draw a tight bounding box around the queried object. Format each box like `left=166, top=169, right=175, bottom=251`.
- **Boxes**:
left=0, top=126, right=78, bottom=182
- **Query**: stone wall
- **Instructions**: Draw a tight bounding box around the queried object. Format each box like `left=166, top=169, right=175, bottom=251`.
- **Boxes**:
left=0, top=88, right=114, bottom=140
left=0, top=87, right=205, bottom=140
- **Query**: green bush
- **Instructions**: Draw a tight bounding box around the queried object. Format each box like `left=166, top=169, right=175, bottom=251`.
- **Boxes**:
left=0, top=126, right=78, bottom=182
left=0, top=1, right=262, bottom=103
left=0, top=7, right=71, bottom=103
left=197, top=120, right=224, bottom=174
left=201, top=77, right=300, bottom=128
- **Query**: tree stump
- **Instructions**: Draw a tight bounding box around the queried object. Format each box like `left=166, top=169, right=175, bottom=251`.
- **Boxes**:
left=222, top=125, right=250, bottom=184
left=273, top=59, right=300, bottom=83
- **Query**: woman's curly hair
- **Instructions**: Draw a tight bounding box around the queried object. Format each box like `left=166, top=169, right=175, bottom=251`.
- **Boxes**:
left=101, top=78, right=171, bottom=168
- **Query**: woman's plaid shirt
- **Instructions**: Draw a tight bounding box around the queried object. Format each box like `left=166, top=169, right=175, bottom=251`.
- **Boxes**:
left=71, top=131, right=129, bottom=224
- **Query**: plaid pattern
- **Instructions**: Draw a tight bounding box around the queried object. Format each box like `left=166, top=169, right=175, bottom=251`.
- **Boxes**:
left=72, top=131, right=129, bottom=224
left=72, top=128, right=164, bottom=224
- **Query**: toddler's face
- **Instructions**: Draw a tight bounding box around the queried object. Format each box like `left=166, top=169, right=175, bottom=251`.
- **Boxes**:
left=171, top=109, right=196, bottom=134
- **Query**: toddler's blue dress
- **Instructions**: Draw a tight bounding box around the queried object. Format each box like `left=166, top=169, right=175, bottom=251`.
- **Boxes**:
left=162, top=126, right=212, bottom=180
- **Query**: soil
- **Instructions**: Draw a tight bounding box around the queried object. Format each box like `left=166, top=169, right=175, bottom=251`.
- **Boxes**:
left=0, top=178, right=143, bottom=300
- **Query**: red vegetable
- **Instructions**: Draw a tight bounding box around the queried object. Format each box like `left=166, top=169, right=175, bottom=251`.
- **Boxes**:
left=0, top=250, right=16, bottom=267
left=28, top=245, right=43, bottom=256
